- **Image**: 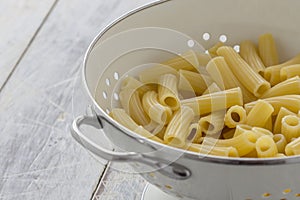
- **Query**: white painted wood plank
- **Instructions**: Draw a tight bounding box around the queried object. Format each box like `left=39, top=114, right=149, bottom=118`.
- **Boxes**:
left=0, top=0, right=56, bottom=88
left=94, top=163, right=147, bottom=200
left=0, top=0, right=154, bottom=200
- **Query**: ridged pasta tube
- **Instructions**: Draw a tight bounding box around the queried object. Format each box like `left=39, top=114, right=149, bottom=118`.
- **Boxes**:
left=110, top=111, right=163, bottom=144
left=281, top=115, right=300, bottom=142
left=261, top=76, right=300, bottom=98
left=188, top=144, right=238, bottom=157
left=143, top=120, right=158, bottom=132
left=199, top=111, right=225, bottom=136
left=244, top=150, right=258, bottom=158
left=285, top=137, right=300, bottom=156
left=121, top=76, right=155, bottom=95
left=255, top=135, right=278, bottom=158
left=224, top=105, right=247, bottom=128
left=158, top=74, right=180, bottom=110
left=152, top=124, right=166, bottom=140
left=119, top=89, right=150, bottom=126
left=233, top=124, right=252, bottom=137
left=240, top=40, right=265, bottom=73
left=221, top=128, right=236, bottom=139
left=280, top=64, right=300, bottom=81
left=203, top=131, right=257, bottom=156
left=134, top=126, right=164, bottom=143
left=181, top=87, right=243, bottom=116
left=195, top=52, right=212, bottom=67
left=178, top=70, right=213, bottom=95
left=110, top=108, right=139, bottom=131
left=161, top=50, right=200, bottom=71
left=263, top=117, right=273, bottom=132
left=273, top=107, right=296, bottom=134
left=206, top=56, right=256, bottom=102
left=188, top=123, right=202, bottom=143
left=252, top=127, right=273, bottom=138
left=208, top=42, right=224, bottom=57
left=164, top=106, right=194, bottom=147
left=217, top=46, right=270, bottom=97
left=142, top=91, right=172, bottom=124
left=245, top=95, right=300, bottom=115
left=246, top=100, right=274, bottom=127
left=202, top=83, right=221, bottom=95
left=275, top=153, right=286, bottom=158
left=264, top=53, right=300, bottom=86
left=273, top=134, right=287, bottom=153
left=139, top=64, right=179, bottom=83
left=258, top=33, right=279, bottom=67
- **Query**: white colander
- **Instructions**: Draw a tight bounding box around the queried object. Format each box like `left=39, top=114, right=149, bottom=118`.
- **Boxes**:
left=71, top=0, right=300, bottom=199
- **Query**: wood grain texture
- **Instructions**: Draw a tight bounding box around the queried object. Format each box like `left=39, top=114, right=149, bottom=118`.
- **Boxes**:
left=0, top=0, right=153, bottom=199
left=0, top=0, right=57, bottom=89
left=93, top=163, right=146, bottom=200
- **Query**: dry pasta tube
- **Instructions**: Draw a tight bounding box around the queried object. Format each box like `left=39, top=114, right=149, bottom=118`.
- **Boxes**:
left=161, top=50, right=200, bottom=71
left=164, top=106, right=194, bottom=147
left=255, top=135, right=278, bottom=158
left=134, top=126, right=164, bottom=144
left=144, top=120, right=160, bottom=132
left=234, top=124, right=253, bottom=137
left=142, top=91, right=172, bottom=124
left=263, top=53, right=300, bottom=86
left=202, top=83, right=221, bottom=95
left=139, top=64, right=178, bottom=83
left=273, top=107, right=296, bottom=134
left=199, top=111, right=225, bottom=136
left=203, top=131, right=257, bottom=156
left=181, top=87, right=243, bottom=116
left=275, top=153, right=286, bottom=158
left=280, top=64, right=300, bottom=81
left=244, top=150, right=258, bottom=158
left=281, top=115, right=300, bottom=142
left=273, top=134, right=287, bottom=154
left=264, top=117, right=273, bottom=132
left=258, top=33, right=279, bottom=67
left=224, top=105, right=247, bottom=128
left=188, top=144, right=239, bottom=157
left=152, top=125, right=166, bottom=140
left=222, top=128, right=236, bottom=139
left=178, top=70, right=213, bottom=95
left=260, top=76, right=300, bottom=98
left=246, top=100, right=274, bottom=127
left=252, top=127, right=273, bottom=138
left=208, top=42, right=224, bottom=57
left=217, top=46, right=270, bottom=97
left=195, top=52, right=212, bottom=67
left=285, top=137, right=300, bottom=156
left=187, top=123, right=202, bottom=143
left=206, top=56, right=235, bottom=90
left=121, top=76, right=156, bottom=95
left=240, top=40, right=265, bottom=73
left=158, top=74, right=180, bottom=110
left=206, top=56, right=256, bottom=103
left=110, top=108, right=139, bottom=131
left=119, top=89, right=150, bottom=126
left=245, top=95, right=300, bottom=115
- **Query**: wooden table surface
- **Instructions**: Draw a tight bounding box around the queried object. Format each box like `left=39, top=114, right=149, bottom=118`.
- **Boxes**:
left=0, top=0, right=153, bottom=199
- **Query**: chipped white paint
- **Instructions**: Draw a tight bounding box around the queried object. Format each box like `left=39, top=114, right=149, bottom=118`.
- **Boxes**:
left=0, top=0, right=153, bottom=199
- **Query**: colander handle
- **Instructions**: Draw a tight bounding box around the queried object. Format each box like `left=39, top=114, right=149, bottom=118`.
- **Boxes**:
left=70, top=115, right=191, bottom=180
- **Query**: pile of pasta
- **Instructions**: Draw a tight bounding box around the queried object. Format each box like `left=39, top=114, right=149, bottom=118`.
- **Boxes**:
left=109, top=33, right=300, bottom=158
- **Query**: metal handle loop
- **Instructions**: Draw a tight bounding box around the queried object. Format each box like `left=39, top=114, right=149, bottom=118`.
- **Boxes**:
left=70, top=115, right=191, bottom=180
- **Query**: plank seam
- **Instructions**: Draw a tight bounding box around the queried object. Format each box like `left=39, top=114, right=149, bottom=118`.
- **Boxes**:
left=0, top=0, right=60, bottom=93
left=90, top=162, right=111, bottom=200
